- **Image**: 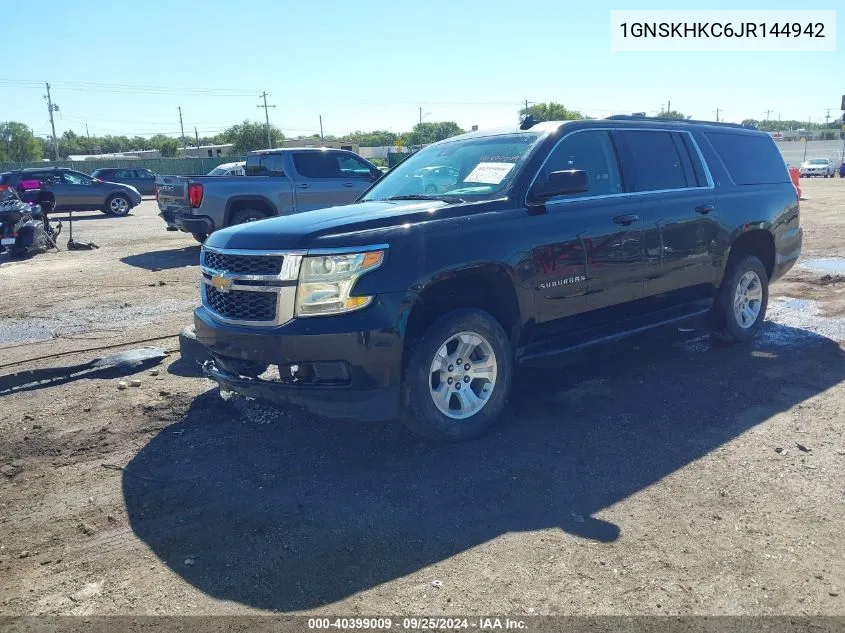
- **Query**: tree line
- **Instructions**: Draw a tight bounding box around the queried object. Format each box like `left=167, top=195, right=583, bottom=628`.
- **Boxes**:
left=0, top=118, right=469, bottom=163
left=3, top=102, right=840, bottom=163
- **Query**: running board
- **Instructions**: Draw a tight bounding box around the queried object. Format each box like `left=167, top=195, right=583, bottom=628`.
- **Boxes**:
left=517, top=307, right=711, bottom=364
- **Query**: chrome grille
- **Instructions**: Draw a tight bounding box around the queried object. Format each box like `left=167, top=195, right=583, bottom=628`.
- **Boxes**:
left=200, top=247, right=303, bottom=327
left=205, top=287, right=277, bottom=322
left=202, top=250, right=283, bottom=275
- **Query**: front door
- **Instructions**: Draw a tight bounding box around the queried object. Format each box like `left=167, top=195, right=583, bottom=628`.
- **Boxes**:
left=529, top=129, right=644, bottom=328
left=55, top=171, right=99, bottom=210
left=614, top=129, right=720, bottom=303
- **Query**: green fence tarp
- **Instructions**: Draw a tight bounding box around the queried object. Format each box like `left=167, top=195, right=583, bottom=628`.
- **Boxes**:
left=0, top=156, right=248, bottom=177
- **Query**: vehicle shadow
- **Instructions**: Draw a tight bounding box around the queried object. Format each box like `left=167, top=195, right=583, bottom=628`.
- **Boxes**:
left=123, top=322, right=845, bottom=612
left=120, top=245, right=200, bottom=271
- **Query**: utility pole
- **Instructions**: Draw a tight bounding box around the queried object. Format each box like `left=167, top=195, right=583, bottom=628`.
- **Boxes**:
left=319, top=115, right=324, bottom=140
left=44, top=82, right=59, bottom=161
left=257, top=92, right=276, bottom=148
left=85, top=124, right=90, bottom=141
left=765, top=109, right=773, bottom=121
left=714, top=108, right=721, bottom=122
left=195, top=127, right=200, bottom=159
left=667, top=100, right=671, bottom=114
left=419, top=106, right=423, bottom=125
left=178, top=106, right=186, bottom=155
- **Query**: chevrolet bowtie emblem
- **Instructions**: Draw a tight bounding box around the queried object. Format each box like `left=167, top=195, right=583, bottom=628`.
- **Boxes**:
left=211, top=273, right=233, bottom=292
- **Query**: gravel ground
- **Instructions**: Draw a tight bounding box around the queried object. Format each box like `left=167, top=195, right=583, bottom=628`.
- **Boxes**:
left=1, top=182, right=845, bottom=617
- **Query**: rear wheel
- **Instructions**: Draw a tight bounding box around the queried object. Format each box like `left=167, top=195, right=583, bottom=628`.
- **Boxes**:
left=105, top=194, right=131, bottom=217
left=230, top=208, right=267, bottom=226
left=709, top=255, right=769, bottom=343
left=401, top=308, right=512, bottom=441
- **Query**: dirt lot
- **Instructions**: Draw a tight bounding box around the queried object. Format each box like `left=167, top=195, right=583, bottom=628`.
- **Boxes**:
left=1, top=181, right=845, bottom=617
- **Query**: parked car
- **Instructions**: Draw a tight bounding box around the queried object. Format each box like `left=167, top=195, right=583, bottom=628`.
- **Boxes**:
left=414, top=165, right=460, bottom=193
left=207, top=162, right=246, bottom=176
left=155, top=148, right=381, bottom=242
left=0, top=167, right=142, bottom=216
left=839, top=162, right=845, bottom=178
left=91, top=167, right=157, bottom=195
left=799, top=158, right=835, bottom=178
left=184, top=116, right=802, bottom=441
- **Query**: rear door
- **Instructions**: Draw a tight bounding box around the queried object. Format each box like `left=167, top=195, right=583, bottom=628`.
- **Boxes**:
left=290, top=151, right=377, bottom=211
left=615, top=129, right=719, bottom=303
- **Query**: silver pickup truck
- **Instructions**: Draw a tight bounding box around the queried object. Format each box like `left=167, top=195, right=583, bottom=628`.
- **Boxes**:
left=155, top=148, right=381, bottom=242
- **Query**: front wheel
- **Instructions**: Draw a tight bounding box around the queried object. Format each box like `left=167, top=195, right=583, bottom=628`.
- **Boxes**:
left=709, top=254, right=769, bottom=343
left=401, top=308, right=513, bottom=441
left=105, top=195, right=131, bottom=216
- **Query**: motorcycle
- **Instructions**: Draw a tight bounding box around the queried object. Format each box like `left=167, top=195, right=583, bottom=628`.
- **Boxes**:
left=0, top=186, right=61, bottom=259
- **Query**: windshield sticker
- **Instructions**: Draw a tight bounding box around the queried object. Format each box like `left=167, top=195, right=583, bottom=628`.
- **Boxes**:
left=464, top=162, right=515, bottom=184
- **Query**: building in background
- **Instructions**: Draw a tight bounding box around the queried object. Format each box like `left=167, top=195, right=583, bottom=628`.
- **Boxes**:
left=183, top=143, right=235, bottom=158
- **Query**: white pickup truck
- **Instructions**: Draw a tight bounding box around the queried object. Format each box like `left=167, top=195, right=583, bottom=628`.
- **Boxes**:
left=156, top=148, right=381, bottom=242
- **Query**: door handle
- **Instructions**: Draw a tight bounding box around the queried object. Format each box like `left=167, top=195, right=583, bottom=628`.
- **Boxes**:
left=297, top=183, right=310, bottom=189
left=342, top=182, right=355, bottom=188
left=695, top=204, right=714, bottom=215
left=613, top=214, right=640, bottom=226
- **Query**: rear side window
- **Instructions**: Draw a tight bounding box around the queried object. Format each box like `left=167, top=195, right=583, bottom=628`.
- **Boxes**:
left=245, top=153, right=285, bottom=177
left=704, top=132, right=788, bottom=185
left=617, top=130, right=688, bottom=191
left=293, top=152, right=344, bottom=179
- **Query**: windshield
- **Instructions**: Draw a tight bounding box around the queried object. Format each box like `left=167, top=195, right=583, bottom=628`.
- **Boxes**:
left=361, top=132, right=543, bottom=202
left=208, top=167, right=228, bottom=176
left=808, top=159, right=829, bottom=165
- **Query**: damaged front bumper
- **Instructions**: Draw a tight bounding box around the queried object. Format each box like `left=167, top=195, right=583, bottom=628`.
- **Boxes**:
left=203, top=360, right=399, bottom=422
left=191, top=294, right=407, bottom=423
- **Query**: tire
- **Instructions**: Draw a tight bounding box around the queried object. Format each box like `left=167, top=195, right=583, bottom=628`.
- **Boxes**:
left=425, top=184, right=438, bottom=194
left=401, top=308, right=513, bottom=441
left=105, top=194, right=131, bottom=217
left=709, top=254, right=769, bottom=344
left=229, top=208, right=267, bottom=226
left=191, top=232, right=208, bottom=244
left=9, top=245, right=28, bottom=259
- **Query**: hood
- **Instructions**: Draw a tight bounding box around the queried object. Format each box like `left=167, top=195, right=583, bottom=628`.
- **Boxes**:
left=205, top=199, right=487, bottom=251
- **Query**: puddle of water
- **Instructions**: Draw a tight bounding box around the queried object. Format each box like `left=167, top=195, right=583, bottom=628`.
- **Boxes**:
left=799, top=258, right=845, bottom=274
left=673, top=296, right=845, bottom=353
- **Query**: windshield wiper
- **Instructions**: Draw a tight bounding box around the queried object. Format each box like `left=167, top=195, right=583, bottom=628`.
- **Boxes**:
left=386, top=194, right=465, bottom=204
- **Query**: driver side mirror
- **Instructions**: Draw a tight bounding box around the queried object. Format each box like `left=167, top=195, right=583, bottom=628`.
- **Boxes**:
left=531, top=169, right=590, bottom=200
left=370, top=169, right=383, bottom=181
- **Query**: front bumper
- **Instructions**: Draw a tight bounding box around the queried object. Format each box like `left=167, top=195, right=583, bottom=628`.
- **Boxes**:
left=192, top=292, right=408, bottom=422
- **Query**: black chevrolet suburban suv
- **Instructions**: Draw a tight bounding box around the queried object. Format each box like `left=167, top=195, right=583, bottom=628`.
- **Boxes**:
left=187, top=116, right=802, bottom=441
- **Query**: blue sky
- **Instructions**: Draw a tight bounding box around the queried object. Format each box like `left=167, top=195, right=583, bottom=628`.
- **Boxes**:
left=2, top=0, right=842, bottom=141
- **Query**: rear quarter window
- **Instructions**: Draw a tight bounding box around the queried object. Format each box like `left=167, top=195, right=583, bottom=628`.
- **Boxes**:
left=704, top=132, right=788, bottom=185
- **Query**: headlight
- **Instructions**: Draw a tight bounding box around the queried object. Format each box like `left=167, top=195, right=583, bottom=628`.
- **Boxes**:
left=295, top=250, right=385, bottom=316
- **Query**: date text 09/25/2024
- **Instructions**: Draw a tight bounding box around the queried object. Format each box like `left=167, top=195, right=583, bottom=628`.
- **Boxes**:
left=307, top=617, right=529, bottom=630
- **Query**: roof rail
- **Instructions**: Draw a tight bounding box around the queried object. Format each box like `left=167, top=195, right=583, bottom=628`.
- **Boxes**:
left=605, top=114, right=753, bottom=129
